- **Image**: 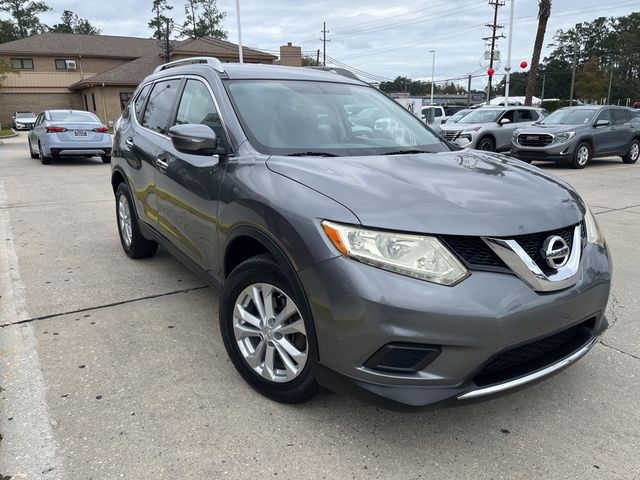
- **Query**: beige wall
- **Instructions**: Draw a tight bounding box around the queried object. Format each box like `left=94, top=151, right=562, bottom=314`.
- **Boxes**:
left=0, top=55, right=130, bottom=74
left=0, top=92, right=83, bottom=127
left=79, top=86, right=135, bottom=126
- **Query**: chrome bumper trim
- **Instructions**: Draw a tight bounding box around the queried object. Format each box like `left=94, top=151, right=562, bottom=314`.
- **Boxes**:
left=457, top=335, right=599, bottom=400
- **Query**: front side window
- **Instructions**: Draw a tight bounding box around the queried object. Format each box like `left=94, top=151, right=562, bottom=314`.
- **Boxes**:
left=141, top=79, right=181, bottom=134
left=174, top=79, right=227, bottom=148
left=11, top=58, right=33, bottom=69
left=225, top=80, right=448, bottom=156
left=595, top=109, right=611, bottom=124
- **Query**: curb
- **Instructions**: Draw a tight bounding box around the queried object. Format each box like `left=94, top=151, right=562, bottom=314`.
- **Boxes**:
left=0, top=128, right=19, bottom=144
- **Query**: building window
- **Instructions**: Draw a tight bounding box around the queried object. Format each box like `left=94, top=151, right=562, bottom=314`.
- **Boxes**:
left=11, top=58, right=34, bottom=69
left=119, top=92, right=133, bottom=111
left=91, top=93, right=96, bottom=112
left=55, top=59, right=77, bottom=70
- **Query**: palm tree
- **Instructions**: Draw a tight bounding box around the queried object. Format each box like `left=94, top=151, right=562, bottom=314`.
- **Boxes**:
left=525, top=0, right=552, bottom=106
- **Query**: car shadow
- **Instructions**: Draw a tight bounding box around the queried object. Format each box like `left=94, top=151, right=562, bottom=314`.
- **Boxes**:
left=42, top=156, right=108, bottom=166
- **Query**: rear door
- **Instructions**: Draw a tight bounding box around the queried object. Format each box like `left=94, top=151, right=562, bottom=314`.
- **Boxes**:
left=611, top=108, right=632, bottom=153
left=124, top=78, right=182, bottom=229
left=155, top=77, right=230, bottom=275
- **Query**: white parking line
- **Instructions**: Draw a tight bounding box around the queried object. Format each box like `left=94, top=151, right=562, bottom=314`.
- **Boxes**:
left=0, top=180, right=64, bottom=479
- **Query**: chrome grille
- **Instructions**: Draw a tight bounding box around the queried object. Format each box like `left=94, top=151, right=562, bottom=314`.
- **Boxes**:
left=517, top=133, right=553, bottom=147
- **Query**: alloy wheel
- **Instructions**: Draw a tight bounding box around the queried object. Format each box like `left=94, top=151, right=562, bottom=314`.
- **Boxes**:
left=118, top=195, right=133, bottom=247
left=631, top=142, right=639, bottom=162
left=233, top=283, right=308, bottom=383
left=577, top=145, right=589, bottom=166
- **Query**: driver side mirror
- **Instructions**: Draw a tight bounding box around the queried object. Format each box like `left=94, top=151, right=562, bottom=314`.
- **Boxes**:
left=594, top=119, right=610, bottom=127
left=499, top=118, right=511, bottom=125
left=168, top=124, right=224, bottom=156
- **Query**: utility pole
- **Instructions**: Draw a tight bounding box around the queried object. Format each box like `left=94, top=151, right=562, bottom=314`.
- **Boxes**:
left=316, top=49, right=320, bottom=66
left=540, top=72, right=546, bottom=101
left=321, top=22, right=330, bottom=66
left=504, top=0, right=514, bottom=105
left=164, top=18, right=171, bottom=63
left=429, top=50, right=436, bottom=105
left=236, top=0, right=243, bottom=63
left=483, top=0, right=505, bottom=105
left=467, top=75, right=472, bottom=107
left=607, top=70, right=613, bottom=105
left=569, top=23, right=581, bottom=105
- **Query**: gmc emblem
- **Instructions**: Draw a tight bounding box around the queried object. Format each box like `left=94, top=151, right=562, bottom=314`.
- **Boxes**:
left=525, top=135, right=540, bottom=140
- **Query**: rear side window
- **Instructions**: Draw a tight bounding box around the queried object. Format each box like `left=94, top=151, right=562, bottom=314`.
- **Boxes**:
left=141, top=79, right=181, bottom=134
left=612, top=109, right=628, bottom=125
left=516, top=109, right=535, bottom=122
left=134, top=84, right=152, bottom=122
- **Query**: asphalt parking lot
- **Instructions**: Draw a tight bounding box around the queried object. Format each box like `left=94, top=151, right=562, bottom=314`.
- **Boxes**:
left=1, top=131, right=639, bottom=479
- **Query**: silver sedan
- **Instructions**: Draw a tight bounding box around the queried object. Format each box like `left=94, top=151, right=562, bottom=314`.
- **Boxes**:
left=28, top=110, right=112, bottom=165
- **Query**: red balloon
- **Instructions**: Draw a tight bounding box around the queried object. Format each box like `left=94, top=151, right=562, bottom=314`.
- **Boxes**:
left=487, top=68, right=495, bottom=77
left=520, top=61, right=528, bottom=69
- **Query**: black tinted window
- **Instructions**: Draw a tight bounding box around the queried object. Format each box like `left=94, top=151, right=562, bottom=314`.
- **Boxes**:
left=517, top=109, right=535, bottom=122
left=134, top=84, right=152, bottom=122
left=612, top=109, right=628, bottom=125
left=142, top=80, right=181, bottom=133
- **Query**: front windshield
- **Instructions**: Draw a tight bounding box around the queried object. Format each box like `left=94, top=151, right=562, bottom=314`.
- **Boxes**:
left=16, top=112, right=35, bottom=118
left=448, top=110, right=470, bottom=123
left=541, top=109, right=597, bottom=125
left=457, top=109, right=502, bottom=124
left=225, top=80, right=449, bottom=156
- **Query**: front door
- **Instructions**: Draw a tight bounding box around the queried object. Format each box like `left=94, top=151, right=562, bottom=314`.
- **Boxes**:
left=495, top=110, right=517, bottom=150
left=593, top=109, right=617, bottom=154
left=155, top=77, right=229, bottom=276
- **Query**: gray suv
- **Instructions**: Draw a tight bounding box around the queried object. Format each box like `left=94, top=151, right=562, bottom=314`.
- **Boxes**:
left=440, top=106, right=546, bottom=151
left=111, top=57, right=611, bottom=410
left=511, top=105, right=640, bottom=168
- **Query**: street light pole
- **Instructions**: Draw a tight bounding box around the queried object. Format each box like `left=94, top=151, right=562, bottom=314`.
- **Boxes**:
left=569, top=23, right=581, bottom=104
left=236, top=0, right=243, bottom=63
left=429, top=50, right=436, bottom=105
left=504, top=0, right=515, bottom=105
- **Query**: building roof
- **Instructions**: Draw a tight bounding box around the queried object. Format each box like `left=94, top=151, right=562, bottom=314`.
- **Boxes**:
left=69, top=53, right=165, bottom=89
left=67, top=36, right=276, bottom=90
left=0, top=32, right=159, bottom=59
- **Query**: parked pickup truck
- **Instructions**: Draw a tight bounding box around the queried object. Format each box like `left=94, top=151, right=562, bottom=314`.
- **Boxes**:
left=421, top=105, right=466, bottom=125
left=511, top=105, right=640, bottom=169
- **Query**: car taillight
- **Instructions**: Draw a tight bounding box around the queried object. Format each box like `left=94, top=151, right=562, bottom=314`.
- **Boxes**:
left=46, top=126, right=67, bottom=133
left=94, top=127, right=109, bottom=133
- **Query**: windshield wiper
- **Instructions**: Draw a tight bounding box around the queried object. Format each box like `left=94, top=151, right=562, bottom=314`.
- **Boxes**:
left=286, top=151, right=338, bottom=157
left=382, top=149, right=430, bottom=155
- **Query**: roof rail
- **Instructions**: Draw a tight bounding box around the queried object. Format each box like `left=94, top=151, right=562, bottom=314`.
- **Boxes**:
left=154, top=57, right=225, bottom=74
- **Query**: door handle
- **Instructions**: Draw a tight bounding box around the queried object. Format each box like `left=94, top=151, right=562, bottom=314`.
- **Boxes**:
left=125, top=137, right=134, bottom=149
left=155, top=157, right=169, bottom=171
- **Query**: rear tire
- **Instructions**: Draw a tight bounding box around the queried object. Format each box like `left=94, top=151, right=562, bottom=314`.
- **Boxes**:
left=477, top=136, right=495, bottom=152
left=570, top=142, right=591, bottom=169
left=220, top=254, right=318, bottom=404
left=115, top=182, right=158, bottom=259
left=39, top=142, right=52, bottom=165
left=102, top=155, right=112, bottom=163
left=622, top=139, right=639, bottom=164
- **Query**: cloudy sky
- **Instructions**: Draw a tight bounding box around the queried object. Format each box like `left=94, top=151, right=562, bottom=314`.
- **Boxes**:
left=13, top=0, right=640, bottom=88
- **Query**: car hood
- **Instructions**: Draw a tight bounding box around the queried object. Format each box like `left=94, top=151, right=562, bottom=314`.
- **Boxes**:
left=441, top=122, right=488, bottom=132
left=266, top=150, right=584, bottom=236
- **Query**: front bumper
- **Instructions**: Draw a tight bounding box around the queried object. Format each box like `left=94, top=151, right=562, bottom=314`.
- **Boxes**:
left=510, top=139, right=577, bottom=162
left=299, top=243, right=610, bottom=410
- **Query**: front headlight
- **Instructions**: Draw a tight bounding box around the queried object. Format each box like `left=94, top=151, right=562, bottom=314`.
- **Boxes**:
left=556, top=131, right=576, bottom=143
left=322, top=221, right=469, bottom=285
left=512, top=129, right=520, bottom=141
left=584, top=205, right=605, bottom=247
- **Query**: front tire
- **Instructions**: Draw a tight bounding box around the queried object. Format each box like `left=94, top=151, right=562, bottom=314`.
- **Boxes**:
left=622, top=139, right=639, bottom=164
left=115, top=182, right=158, bottom=258
left=571, top=142, right=591, bottom=169
left=220, top=254, right=318, bottom=404
left=477, top=136, right=495, bottom=152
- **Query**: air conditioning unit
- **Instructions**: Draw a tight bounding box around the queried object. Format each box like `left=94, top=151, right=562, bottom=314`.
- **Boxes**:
left=65, top=59, right=77, bottom=71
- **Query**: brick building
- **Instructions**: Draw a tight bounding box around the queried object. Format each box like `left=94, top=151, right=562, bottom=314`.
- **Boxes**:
left=0, top=33, right=277, bottom=128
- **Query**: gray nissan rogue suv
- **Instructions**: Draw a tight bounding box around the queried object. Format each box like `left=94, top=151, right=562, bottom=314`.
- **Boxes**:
left=111, top=57, right=611, bottom=410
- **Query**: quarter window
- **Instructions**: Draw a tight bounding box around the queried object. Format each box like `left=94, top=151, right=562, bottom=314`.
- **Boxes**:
left=134, top=84, right=152, bottom=122
left=141, top=79, right=181, bottom=134
left=11, top=58, right=34, bottom=69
